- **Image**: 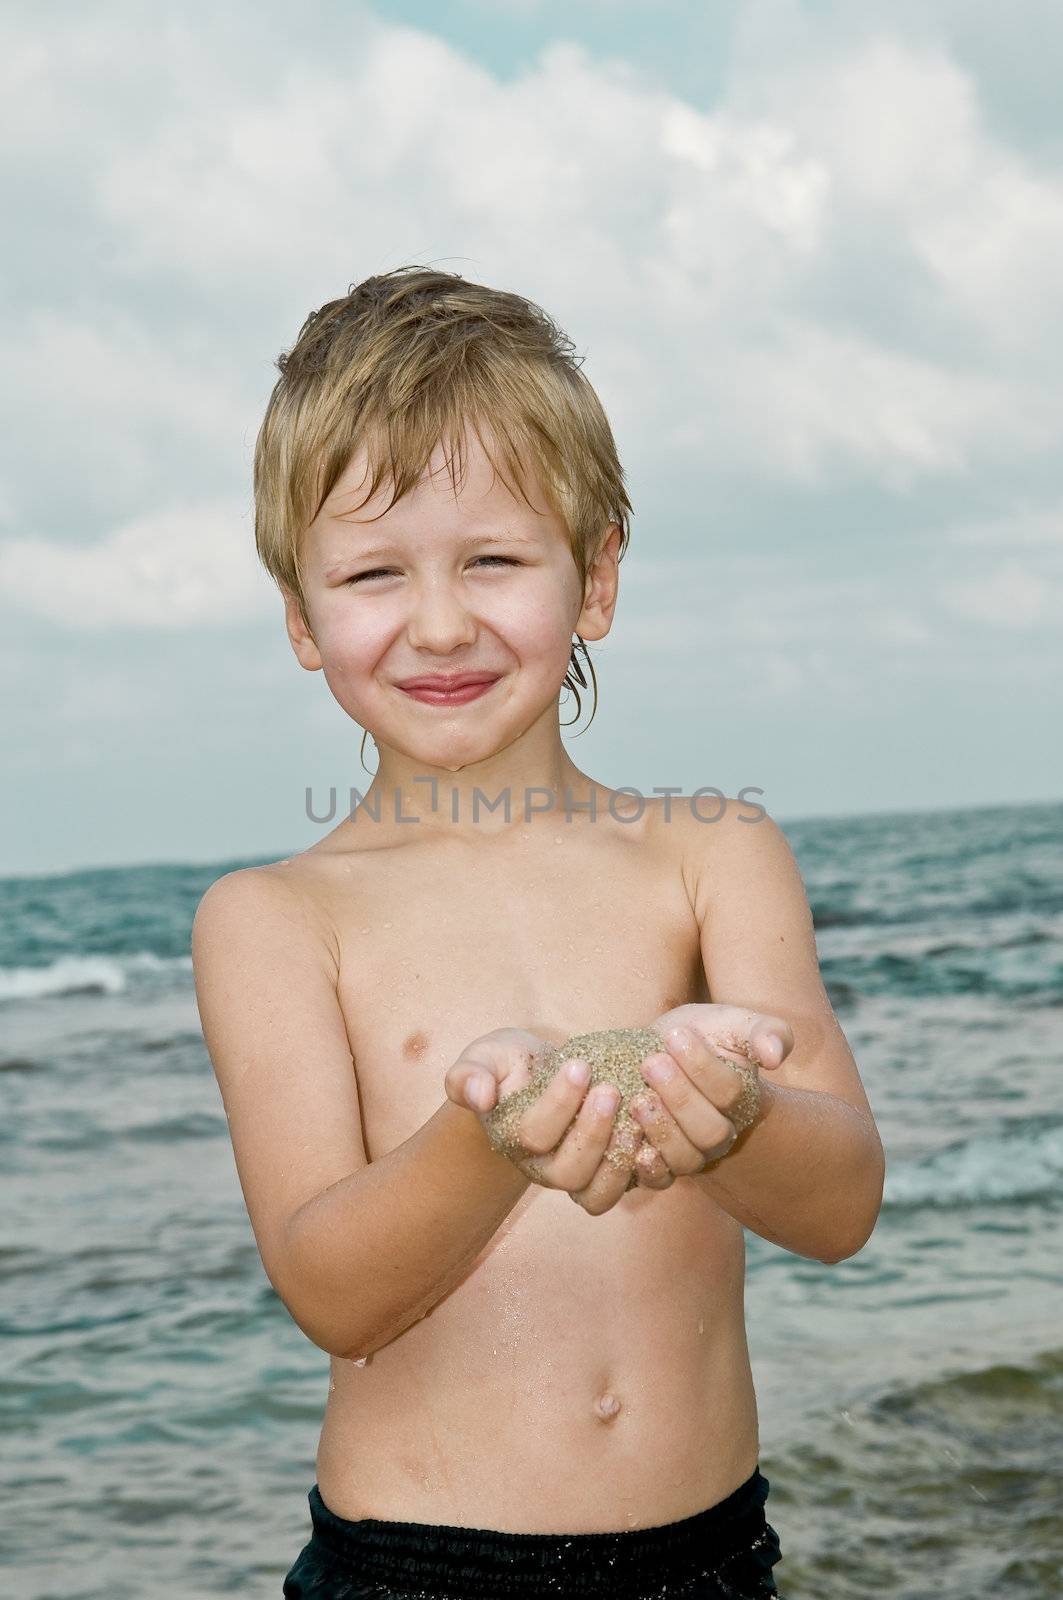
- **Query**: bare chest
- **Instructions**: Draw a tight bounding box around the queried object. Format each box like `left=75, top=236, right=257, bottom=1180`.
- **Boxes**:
left=296, top=808, right=761, bottom=1529
left=316, top=809, right=708, bottom=1161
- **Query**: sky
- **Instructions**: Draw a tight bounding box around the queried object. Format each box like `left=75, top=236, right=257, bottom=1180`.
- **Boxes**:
left=3, top=0, right=1061, bottom=876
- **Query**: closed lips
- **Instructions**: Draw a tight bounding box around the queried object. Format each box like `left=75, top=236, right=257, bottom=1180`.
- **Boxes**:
left=399, top=675, right=498, bottom=689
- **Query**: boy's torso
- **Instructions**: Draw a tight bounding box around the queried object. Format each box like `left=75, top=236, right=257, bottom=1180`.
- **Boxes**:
left=276, top=790, right=759, bottom=1533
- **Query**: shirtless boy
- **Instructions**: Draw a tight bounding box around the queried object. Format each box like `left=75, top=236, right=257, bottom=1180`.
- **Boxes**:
left=191, top=267, right=885, bottom=1599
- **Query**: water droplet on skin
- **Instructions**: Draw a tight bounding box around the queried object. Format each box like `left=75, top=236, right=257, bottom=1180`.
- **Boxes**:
left=383, top=921, right=392, bottom=928
left=361, top=927, right=369, bottom=934
left=698, top=1317, right=704, bottom=1335
left=554, top=836, right=563, bottom=844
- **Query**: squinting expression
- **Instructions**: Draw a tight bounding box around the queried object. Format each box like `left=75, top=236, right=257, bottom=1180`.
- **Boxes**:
left=294, top=432, right=589, bottom=768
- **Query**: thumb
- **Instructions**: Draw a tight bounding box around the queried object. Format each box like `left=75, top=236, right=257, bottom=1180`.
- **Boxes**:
left=463, top=1071, right=497, bottom=1112
left=754, top=1022, right=792, bottom=1069
left=446, top=1028, right=551, bottom=1114
left=445, top=1062, right=497, bottom=1113
left=445, top=1043, right=502, bottom=1113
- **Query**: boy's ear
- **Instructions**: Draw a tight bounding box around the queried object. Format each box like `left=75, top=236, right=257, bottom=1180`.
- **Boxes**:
left=575, top=523, right=622, bottom=643
left=281, top=585, right=323, bottom=672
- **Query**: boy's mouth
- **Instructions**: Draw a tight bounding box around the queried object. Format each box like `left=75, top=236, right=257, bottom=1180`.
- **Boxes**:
left=396, top=673, right=502, bottom=705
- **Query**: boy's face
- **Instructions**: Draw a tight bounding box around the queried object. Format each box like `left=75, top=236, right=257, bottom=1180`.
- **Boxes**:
left=284, top=429, right=618, bottom=775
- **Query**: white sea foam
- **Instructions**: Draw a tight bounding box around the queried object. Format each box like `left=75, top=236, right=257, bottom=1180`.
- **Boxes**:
left=884, top=1118, right=1063, bottom=1208
left=0, top=953, right=192, bottom=1002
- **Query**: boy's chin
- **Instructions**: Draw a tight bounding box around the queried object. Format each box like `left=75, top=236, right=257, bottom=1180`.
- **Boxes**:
left=362, top=729, right=502, bottom=774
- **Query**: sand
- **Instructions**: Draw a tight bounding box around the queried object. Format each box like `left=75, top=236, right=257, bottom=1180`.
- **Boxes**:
left=482, top=1025, right=762, bottom=1186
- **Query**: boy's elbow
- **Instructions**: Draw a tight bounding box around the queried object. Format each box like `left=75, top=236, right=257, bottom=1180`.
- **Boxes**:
left=289, top=1283, right=430, bottom=1362
left=821, top=1175, right=885, bottom=1264
left=818, top=1229, right=875, bottom=1266
left=275, top=1214, right=414, bottom=1361
left=278, top=1284, right=378, bottom=1361
left=248, top=1210, right=347, bottom=1359
left=262, top=1262, right=349, bottom=1359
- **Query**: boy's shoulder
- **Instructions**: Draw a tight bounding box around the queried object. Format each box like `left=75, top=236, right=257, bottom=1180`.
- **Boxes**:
left=192, top=848, right=342, bottom=968
left=194, top=850, right=314, bottom=908
left=647, top=789, right=779, bottom=877
left=654, top=795, right=814, bottom=996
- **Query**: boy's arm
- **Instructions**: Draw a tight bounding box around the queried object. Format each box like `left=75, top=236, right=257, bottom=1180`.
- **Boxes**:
left=683, top=804, right=886, bottom=1263
left=191, top=867, right=529, bottom=1361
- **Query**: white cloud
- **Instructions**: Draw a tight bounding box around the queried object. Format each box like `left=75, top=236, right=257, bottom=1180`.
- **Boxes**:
left=931, top=502, right=1063, bottom=628
left=945, top=503, right=1063, bottom=548
left=0, top=500, right=277, bottom=628
left=941, top=560, right=1062, bottom=628
left=732, top=31, right=1063, bottom=354
left=660, top=104, right=830, bottom=256
left=1, top=308, right=256, bottom=521
left=607, top=563, right=941, bottom=716
left=718, top=321, right=1045, bottom=488
left=3, top=9, right=1059, bottom=530
left=866, top=608, right=934, bottom=647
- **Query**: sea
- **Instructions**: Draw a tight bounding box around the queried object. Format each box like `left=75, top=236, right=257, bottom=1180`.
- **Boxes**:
left=2, top=798, right=1061, bottom=1599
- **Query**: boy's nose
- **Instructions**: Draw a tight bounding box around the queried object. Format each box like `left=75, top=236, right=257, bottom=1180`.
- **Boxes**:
left=404, top=584, right=479, bottom=652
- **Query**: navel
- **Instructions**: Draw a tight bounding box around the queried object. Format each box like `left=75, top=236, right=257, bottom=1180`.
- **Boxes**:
left=594, top=1391, right=621, bottom=1421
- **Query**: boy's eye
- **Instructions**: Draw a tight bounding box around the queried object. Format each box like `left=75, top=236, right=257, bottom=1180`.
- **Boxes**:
left=346, top=556, right=520, bottom=584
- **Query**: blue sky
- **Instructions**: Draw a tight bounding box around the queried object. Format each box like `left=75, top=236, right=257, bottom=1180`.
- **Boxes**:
left=3, top=0, right=1061, bottom=874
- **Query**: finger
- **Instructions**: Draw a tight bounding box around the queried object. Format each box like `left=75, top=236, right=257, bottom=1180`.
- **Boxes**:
left=445, top=1030, right=534, bottom=1107
left=663, top=1007, right=792, bottom=1070
left=511, top=1056, right=597, bottom=1156
left=633, top=1139, right=674, bottom=1190
left=633, top=1050, right=737, bottom=1171
left=567, top=1113, right=644, bottom=1214
left=447, top=1028, right=548, bottom=1113
left=751, top=1016, right=793, bottom=1069
left=445, top=1048, right=500, bottom=1113
left=709, top=1017, right=791, bottom=1071
left=658, top=1028, right=764, bottom=1134
left=633, top=1092, right=736, bottom=1173
left=538, top=1080, right=621, bottom=1190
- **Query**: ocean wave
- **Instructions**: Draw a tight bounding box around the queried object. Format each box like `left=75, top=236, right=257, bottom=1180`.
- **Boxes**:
left=884, top=1118, right=1063, bottom=1209
left=0, top=952, right=193, bottom=1003
left=761, top=1346, right=1063, bottom=1596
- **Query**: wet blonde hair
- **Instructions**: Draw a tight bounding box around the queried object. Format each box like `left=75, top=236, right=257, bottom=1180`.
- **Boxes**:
left=253, top=265, right=632, bottom=731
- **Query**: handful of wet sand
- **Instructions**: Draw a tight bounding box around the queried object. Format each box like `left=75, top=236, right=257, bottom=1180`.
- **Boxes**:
left=482, top=1026, right=762, bottom=1182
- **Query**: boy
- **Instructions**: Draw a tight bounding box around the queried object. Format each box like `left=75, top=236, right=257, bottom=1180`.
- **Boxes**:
left=191, top=267, right=885, bottom=1599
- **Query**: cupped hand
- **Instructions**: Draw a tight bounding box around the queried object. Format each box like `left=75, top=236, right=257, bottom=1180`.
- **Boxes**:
left=444, top=1027, right=650, bottom=1214
left=627, top=1002, right=795, bottom=1188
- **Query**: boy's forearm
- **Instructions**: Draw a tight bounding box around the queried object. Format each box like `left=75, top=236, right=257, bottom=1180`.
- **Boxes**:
left=695, top=1080, right=885, bottom=1263
left=282, top=1099, right=530, bottom=1359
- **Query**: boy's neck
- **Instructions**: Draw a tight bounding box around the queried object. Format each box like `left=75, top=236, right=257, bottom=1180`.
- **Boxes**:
left=355, top=750, right=602, bottom=839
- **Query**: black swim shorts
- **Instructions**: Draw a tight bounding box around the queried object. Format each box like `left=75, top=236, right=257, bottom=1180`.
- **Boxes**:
left=281, top=1463, right=784, bottom=1598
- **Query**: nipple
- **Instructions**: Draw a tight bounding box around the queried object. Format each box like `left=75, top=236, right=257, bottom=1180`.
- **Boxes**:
left=595, top=1391, right=621, bottom=1420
